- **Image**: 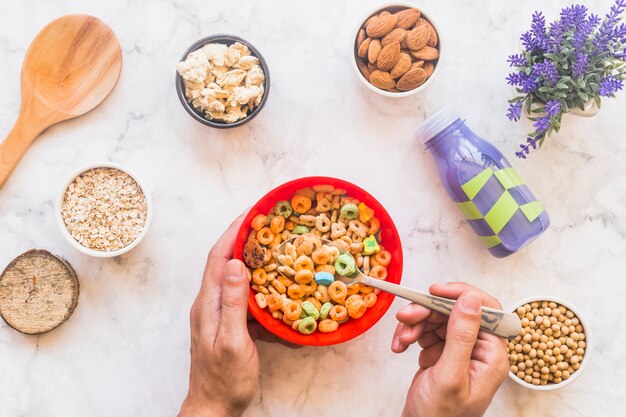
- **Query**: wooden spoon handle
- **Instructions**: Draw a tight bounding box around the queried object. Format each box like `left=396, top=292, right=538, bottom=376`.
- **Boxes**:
left=0, top=115, right=43, bottom=188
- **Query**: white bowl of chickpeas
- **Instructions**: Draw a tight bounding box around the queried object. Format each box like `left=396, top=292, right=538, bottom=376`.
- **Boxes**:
left=507, top=297, right=590, bottom=391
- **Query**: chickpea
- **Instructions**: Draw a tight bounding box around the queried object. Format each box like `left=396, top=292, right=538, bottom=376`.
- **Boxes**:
left=517, top=306, right=526, bottom=316
left=510, top=365, right=519, bottom=373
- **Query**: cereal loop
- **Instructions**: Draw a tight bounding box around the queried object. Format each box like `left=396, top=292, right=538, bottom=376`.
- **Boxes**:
left=291, top=195, right=312, bottom=214
left=364, top=292, right=378, bottom=308
left=252, top=268, right=267, bottom=285
left=346, top=295, right=367, bottom=319
left=283, top=301, right=302, bottom=321
left=319, top=319, right=339, bottom=333
left=294, top=269, right=314, bottom=284
left=328, top=281, right=348, bottom=304
left=374, top=250, right=391, bottom=267
left=370, top=265, right=388, bottom=280
left=270, top=216, right=285, bottom=234
left=267, top=293, right=283, bottom=311
left=346, top=283, right=360, bottom=296
left=368, top=217, right=380, bottom=235
left=287, top=284, right=305, bottom=299
left=329, top=305, right=348, bottom=322
left=294, top=255, right=315, bottom=271
left=257, top=227, right=274, bottom=245
left=300, top=280, right=317, bottom=295
left=311, top=248, right=331, bottom=265
left=251, top=214, right=267, bottom=231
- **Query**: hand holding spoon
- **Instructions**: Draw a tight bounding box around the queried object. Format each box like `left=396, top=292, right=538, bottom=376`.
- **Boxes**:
left=279, top=237, right=521, bottom=339
left=0, top=15, right=122, bottom=188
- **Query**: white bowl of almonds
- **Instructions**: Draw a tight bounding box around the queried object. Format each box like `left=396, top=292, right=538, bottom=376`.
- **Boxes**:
left=507, top=296, right=590, bottom=391
left=352, top=3, right=441, bottom=97
left=57, top=163, right=152, bottom=258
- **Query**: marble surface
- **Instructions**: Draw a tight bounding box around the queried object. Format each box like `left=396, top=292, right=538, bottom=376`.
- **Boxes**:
left=1, top=0, right=626, bottom=416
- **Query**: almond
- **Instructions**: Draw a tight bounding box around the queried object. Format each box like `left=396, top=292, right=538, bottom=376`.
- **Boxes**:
left=381, top=28, right=407, bottom=47
left=410, top=60, right=425, bottom=71
left=357, top=29, right=366, bottom=49
left=357, top=59, right=370, bottom=79
left=396, top=68, right=428, bottom=91
left=406, top=25, right=430, bottom=51
left=424, top=21, right=438, bottom=47
left=377, top=41, right=401, bottom=71
left=380, top=11, right=391, bottom=17
left=368, top=63, right=377, bottom=72
left=368, top=39, right=382, bottom=64
left=366, top=14, right=398, bottom=38
left=395, top=8, right=421, bottom=29
left=390, top=52, right=412, bottom=78
left=369, top=70, right=395, bottom=90
left=410, top=45, right=439, bottom=60
left=423, top=61, right=435, bottom=77
left=358, top=37, right=371, bottom=58
left=363, top=13, right=381, bottom=29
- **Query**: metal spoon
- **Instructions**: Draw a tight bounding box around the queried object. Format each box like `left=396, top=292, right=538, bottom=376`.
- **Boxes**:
left=278, top=237, right=521, bottom=340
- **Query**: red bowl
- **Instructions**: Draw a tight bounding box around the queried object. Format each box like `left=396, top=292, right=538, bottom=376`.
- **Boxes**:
left=233, top=176, right=403, bottom=346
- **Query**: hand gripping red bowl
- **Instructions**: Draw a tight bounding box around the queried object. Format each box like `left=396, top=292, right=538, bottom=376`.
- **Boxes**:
left=233, top=177, right=403, bottom=346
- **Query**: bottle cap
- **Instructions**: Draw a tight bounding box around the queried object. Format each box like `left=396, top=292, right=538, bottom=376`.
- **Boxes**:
left=415, top=105, right=462, bottom=144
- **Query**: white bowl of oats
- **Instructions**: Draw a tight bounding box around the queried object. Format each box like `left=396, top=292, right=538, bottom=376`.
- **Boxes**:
left=56, top=163, right=152, bottom=257
left=175, top=34, right=270, bottom=128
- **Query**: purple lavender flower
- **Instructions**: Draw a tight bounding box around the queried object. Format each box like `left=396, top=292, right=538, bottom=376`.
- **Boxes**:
left=516, top=136, right=542, bottom=159
left=598, top=75, right=624, bottom=96
left=520, top=31, right=536, bottom=52
left=507, top=54, right=526, bottom=67
left=506, top=72, right=522, bottom=86
left=572, top=51, right=589, bottom=79
left=520, top=73, right=539, bottom=93
left=533, top=116, right=551, bottom=132
left=533, top=61, right=559, bottom=84
left=507, top=101, right=523, bottom=122
left=545, top=99, right=562, bottom=117
left=594, top=0, right=626, bottom=55
left=530, top=12, right=549, bottom=50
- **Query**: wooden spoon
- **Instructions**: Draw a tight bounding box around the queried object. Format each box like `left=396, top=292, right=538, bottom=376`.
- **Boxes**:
left=0, top=14, right=122, bottom=188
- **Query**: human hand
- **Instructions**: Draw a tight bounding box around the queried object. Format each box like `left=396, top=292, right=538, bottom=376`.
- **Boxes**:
left=391, top=282, right=509, bottom=417
left=178, top=214, right=258, bottom=417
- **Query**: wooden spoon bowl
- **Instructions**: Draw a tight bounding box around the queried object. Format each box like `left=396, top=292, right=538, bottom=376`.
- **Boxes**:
left=0, top=14, right=122, bottom=188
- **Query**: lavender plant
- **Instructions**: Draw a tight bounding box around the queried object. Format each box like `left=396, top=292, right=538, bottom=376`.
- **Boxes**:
left=507, top=1, right=626, bottom=159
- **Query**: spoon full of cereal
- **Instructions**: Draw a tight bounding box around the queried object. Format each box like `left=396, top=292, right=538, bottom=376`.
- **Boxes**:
left=277, top=236, right=521, bottom=340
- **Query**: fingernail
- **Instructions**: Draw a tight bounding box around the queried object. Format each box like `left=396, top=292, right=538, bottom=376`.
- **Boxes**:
left=225, top=260, right=245, bottom=282
left=459, top=292, right=481, bottom=315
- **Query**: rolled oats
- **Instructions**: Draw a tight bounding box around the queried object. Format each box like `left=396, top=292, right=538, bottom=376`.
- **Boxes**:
left=61, top=168, right=147, bottom=252
left=177, top=42, right=265, bottom=123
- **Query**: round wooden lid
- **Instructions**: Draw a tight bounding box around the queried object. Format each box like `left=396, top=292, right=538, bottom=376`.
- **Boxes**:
left=0, top=250, right=79, bottom=334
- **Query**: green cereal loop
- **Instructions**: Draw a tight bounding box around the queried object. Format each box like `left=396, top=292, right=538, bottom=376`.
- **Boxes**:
left=320, top=302, right=333, bottom=320
left=274, top=200, right=292, bottom=218
left=301, top=301, right=320, bottom=320
left=292, top=225, right=310, bottom=235
left=298, top=316, right=317, bottom=334
left=340, top=203, right=359, bottom=219
left=300, top=309, right=308, bottom=319
left=335, top=253, right=357, bottom=276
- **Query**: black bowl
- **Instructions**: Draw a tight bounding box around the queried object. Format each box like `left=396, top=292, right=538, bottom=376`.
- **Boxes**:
left=175, top=34, right=270, bottom=128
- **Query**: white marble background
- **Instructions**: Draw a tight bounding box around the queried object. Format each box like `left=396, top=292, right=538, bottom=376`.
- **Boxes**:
left=1, top=0, right=625, bottom=416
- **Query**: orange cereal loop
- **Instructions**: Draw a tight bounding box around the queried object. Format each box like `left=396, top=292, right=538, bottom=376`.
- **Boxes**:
left=287, top=284, right=305, bottom=299
left=368, top=217, right=380, bottom=235
left=270, top=215, right=285, bottom=234
left=257, top=227, right=274, bottom=245
left=319, top=319, right=339, bottom=333
left=346, top=295, right=367, bottom=319
left=294, top=255, right=314, bottom=271
left=329, top=305, right=348, bottom=322
left=252, top=268, right=267, bottom=285
left=370, top=265, right=388, bottom=280
left=295, top=269, right=314, bottom=284
left=251, top=214, right=267, bottom=231
left=300, top=280, right=317, bottom=295
left=283, top=301, right=302, bottom=321
left=285, top=221, right=295, bottom=231
left=291, top=195, right=312, bottom=214
left=328, top=281, right=348, bottom=304
left=374, top=250, right=391, bottom=267
left=346, top=283, right=360, bottom=296
left=267, top=293, right=283, bottom=311
left=360, top=284, right=375, bottom=294
left=311, top=248, right=330, bottom=265
left=364, top=292, right=377, bottom=308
